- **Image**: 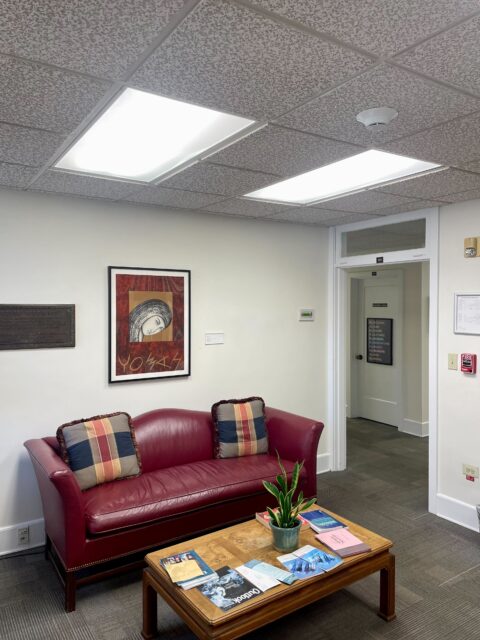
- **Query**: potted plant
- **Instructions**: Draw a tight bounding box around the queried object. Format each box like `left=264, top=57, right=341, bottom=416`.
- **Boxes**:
left=263, top=453, right=316, bottom=552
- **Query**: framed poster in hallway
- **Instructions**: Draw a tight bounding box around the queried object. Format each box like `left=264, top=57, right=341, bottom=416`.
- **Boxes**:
left=109, top=266, right=190, bottom=382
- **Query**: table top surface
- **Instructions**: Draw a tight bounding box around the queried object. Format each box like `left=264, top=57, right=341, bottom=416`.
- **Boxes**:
left=145, top=506, right=393, bottom=626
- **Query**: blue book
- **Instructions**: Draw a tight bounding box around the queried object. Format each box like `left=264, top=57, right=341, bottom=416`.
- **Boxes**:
left=301, top=510, right=347, bottom=533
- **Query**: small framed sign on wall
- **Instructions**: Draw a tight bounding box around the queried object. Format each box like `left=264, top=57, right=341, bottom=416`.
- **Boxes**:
left=366, top=317, right=393, bottom=365
left=454, top=293, right=480, bottom=335
left=109, top=266, right=191, bottom=383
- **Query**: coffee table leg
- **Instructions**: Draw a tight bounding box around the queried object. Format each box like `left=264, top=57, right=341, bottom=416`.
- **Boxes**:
left=378, top=553, right=396, bottom=621
left=142, top=569, right=158, bottom=639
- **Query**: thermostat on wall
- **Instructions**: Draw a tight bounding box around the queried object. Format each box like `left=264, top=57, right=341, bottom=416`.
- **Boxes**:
left=299, top=309, right=315, bottom=322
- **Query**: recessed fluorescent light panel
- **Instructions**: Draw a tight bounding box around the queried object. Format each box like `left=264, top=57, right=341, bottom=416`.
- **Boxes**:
left=245, top=150, right=441, bottom=205
left=55, top=88, right=255, bottom=182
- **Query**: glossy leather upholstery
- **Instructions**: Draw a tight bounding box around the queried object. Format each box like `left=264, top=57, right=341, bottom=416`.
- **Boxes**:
left=24, top=406, right=323, bottom=610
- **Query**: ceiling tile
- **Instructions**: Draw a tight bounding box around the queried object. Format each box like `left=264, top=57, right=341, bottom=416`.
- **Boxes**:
left=378, top=168, right=480, bottom=199
left=0, top=1, right=187, bottom=80
left=0, top=55, right=111, bottom=132
left=320, top=212, right=384, bottom=226
left=200, top=197, right=290, bottom=217
left=31, top=171, right=136, bottom=199
left=276, top=64, right=480, bottom=145
left=250, top=0, right=479, bottom=57
left=206, top=125, right=361, bottom=176
left=130, top=0, right=373, bottom=120
left=383, top=111, right=480, bottom=167
left=441, top=188, right=480, bottom=203
left=395, top=15, right=480, bottom=96
left=464, top=159, right=480, bottom=173
left=0, top=162, right=37, bottom=188
left=0, top=123, right=65, bottom=167
left=317, top=190, right=416, bottom=213
left=159, top=163, right=279, bottom=197
left=270, top=207, right=381, bottom=224
left=124, top=185, right=224, bottom=210
left=364, top=198, right=446, bottom=215
left=267, top=207, right=337, bottom=224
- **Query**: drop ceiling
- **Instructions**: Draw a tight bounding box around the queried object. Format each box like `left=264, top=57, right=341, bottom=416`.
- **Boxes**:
left=2, top=0, right=480, bottom=226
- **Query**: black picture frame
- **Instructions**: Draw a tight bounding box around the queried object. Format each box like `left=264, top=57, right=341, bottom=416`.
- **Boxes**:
left=108, top=266, right=191, bottom=383
left=366, top=317, right=393, bottom=366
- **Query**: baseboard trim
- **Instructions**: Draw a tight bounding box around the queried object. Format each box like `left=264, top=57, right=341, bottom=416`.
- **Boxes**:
left=0, top=518, right=45, bottom=556
left=436, top=493, right=479, bottom=532
left=400, top=419, right=429, bottom=437
left=316, top=453, right=331, bottom=474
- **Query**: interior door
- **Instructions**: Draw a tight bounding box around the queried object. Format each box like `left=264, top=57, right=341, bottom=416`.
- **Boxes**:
left=354, top=272, right=402, bottom=427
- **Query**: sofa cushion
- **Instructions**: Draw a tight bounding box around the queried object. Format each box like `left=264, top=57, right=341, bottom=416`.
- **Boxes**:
left=211, top=397, right=268, bottom=458
left=57, top=412, right=141, bottom=490
left=83, top=455, right=305, bottom=535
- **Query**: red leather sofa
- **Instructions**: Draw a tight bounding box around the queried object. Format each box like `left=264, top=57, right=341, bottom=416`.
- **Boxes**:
left=24, top=406, right=323, bottom=611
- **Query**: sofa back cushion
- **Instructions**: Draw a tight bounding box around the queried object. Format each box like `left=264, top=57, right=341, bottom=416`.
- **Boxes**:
left=56, top=412, right=141, bottom=490
left=132, top=408, right=214, bottom=473
left=211, top=397, right=268, bottom=458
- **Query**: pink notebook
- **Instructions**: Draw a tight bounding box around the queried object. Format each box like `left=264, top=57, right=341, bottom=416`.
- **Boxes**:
left=315, top=528, right=371, bottom=557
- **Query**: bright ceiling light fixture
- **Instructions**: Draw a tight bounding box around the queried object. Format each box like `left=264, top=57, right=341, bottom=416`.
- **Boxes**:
left=55, top=88, right=256, bottom=182
left=245, top=150, right=442, bottom=205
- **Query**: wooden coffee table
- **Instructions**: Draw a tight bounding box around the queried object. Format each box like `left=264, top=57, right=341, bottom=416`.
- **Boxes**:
left=141, top=507, right=395, bottom=639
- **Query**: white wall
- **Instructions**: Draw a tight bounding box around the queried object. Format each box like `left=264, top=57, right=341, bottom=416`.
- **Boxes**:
left=437, top=199, right=480, bottom=529
left=0, top=187, right=330, bottom=552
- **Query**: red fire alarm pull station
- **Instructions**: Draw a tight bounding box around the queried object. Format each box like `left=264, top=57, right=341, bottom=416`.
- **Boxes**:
left=461, top=353, right=477, bottom=374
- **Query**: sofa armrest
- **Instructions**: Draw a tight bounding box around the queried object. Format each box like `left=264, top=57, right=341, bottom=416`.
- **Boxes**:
left=265, top=407, right=324, bottom=499
left=24, top=438, right=85, bottom=568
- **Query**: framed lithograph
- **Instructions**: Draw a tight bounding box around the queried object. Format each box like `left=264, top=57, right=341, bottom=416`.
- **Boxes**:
left=109, top=266, right=190, bottom=382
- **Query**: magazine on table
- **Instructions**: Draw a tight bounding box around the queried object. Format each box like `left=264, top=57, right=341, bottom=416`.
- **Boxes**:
left=160, top=549, right=217, bottom=589
left=198, top=566, right=262, bottom=611
left=245, top=559, right=297, bottom=585
left=277, top=544, right=343, bottom=579
left=235, top=564, right=280, bottom=592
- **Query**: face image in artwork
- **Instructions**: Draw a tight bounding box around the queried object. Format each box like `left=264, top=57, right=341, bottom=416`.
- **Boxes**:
left=129, top=298, right=172, bottom=343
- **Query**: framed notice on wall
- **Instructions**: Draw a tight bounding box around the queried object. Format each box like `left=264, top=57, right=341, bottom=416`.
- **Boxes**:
left=454, top=293, right=480, bottom=335
left=109, top=266, right=190, bottom=383
left=366, top=318, right=393, bottom=365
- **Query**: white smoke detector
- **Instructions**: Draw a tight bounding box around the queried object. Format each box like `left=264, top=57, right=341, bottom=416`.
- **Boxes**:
left=356, top=107, right=398, bottom=130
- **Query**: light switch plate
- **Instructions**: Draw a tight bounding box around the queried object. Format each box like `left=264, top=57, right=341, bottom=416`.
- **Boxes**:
left=448, top=353, right=458, bottom=370
left=205, top=332, right=224, bottom=345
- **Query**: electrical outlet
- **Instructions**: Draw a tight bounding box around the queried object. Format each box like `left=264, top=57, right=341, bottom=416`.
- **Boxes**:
left=462, top=463, right=479, bottom=478
left=17, top=526, right=29, bottom=545
left=448, top=353, right=458, bottom=370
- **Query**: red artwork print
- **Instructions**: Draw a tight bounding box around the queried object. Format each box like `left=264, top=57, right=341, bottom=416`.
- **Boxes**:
left=115, top=273, right=185, bottom=377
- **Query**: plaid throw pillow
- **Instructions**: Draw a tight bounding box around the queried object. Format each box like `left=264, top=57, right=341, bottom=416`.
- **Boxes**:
left=56, top=412, right=141, bottom=490
left=212, top=397, right=268, bottom=458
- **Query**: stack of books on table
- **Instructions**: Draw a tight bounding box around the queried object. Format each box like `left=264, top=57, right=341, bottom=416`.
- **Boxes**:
left=160, top=550, right=218, bottom=589
left=255, top=509, right=310, bottom=530
left=302, top=509, right=372, bottom=557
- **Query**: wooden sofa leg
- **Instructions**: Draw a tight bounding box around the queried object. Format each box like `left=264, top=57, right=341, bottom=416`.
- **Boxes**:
left=44, top=535, right=51, bottom=561
left=65, top=572, right=76, bottom=612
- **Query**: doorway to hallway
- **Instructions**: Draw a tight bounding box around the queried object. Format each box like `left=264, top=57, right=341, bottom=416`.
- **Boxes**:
left=348, top=262, right=429, bottom=441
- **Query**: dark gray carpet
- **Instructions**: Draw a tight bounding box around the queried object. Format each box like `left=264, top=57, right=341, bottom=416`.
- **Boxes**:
left=2, top=418, right=480, bottom=639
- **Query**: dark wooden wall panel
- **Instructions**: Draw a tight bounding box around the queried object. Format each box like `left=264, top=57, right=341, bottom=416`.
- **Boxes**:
left=0, top=305, right=75, bottom=350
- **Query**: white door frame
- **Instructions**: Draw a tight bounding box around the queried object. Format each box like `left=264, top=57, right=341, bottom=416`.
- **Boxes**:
left=349, top=269, right=404, bottom=425
left=327, top=207, right=439, bottom=514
